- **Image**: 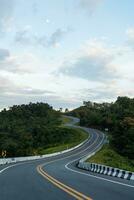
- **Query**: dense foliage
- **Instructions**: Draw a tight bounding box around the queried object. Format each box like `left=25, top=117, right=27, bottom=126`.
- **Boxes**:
left=68, top=97, right=134, bottom=159
left=0, top=102, right=63, bottom=157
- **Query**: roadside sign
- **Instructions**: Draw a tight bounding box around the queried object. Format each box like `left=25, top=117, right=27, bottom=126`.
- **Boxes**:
left=2, top=150, right=7, bottom=158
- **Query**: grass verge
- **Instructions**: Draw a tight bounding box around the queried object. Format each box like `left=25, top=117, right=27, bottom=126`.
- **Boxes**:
left=38, top=127, right=88, bottom=155
left=61, top=116, right=72, bottom=125
left=87, top=144, right=134, bottom=172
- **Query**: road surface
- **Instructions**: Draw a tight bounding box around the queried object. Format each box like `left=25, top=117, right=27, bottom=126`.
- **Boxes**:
left=0, top=116, right=134, bottom=200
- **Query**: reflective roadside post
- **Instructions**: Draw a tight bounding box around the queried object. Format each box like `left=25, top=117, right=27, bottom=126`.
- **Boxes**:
left=2, top=150, right=7, bottom=158
left=104, top=128, right=109, bottom=144
left=2, top=150, right=7, bottom=165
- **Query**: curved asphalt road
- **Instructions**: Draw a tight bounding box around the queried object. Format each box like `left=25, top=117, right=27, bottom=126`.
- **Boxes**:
left=0, top=116, right=134, bottom=200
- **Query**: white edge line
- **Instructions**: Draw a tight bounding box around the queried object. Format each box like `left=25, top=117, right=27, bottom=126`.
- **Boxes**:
left=0, top=123, right=90, bottom=166
left=0, top=128, right=93, bottom=175
left=65, top=133, right=134, bottom=188
left=2, top=126, right=133, bottom=189
left=0, top=162, right=28, bottom=174
left=65, top=164, right=134, bottom=188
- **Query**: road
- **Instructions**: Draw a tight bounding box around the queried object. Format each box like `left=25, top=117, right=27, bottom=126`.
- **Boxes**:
left=0, top=116, right=134, bottom=200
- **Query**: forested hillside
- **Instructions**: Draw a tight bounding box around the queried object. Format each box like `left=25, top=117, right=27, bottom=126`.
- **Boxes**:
left=0, top=103, right=62, bottom=157
left=68, top=97, right=134, bottom=159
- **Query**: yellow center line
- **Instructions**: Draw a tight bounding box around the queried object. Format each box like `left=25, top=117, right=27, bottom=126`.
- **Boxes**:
left=37, top=165, right=92, bottom=200
left=36, top=131, right=101, bottom=200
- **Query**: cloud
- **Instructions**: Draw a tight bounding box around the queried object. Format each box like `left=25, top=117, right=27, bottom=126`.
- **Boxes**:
left=57, top=39, right=118, bottom=81
left=0, top=56, right=22, bottom=73
left=126, top=27, right=134, bottom=48
left=0, top=49, right=38, bottom=74
left=78, top=86, right=116, bottom=102
left=14, top=27, right=70, bottom=48
left=0, top=76, right=53, bottom=97
left=126, top=28, right=134, bottom=39
left=0, top=75, right=59, bottom=109
left=15, top=26, right=32, bottom=45
left=0, top=0, right=15, bottom=32
left=86, top=83, right=118, bottom=100
left=78, top=0, right=104, bottom=14
left=0, top=49, right=18, bottom=72
left=0, top=76, right=13, bottom=93
left=78, top=78, right=134, bottom=103
left=47, top=28, right=69, bottom=47
left=13, top=88, right=54, bottom=96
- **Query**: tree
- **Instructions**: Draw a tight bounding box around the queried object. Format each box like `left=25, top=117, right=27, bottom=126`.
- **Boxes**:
left=65, top=108, right=69, bottom=113
left=69, top=96, right=134, bottom=159
left=0, top=102, right=62, bottom=157
left=59, top=108, right=63, bottom=112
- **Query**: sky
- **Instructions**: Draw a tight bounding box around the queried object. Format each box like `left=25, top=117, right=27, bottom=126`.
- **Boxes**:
left=0, top=0, right=134, bottom=110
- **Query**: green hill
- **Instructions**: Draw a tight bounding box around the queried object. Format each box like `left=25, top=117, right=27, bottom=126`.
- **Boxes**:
left=0, top=102, right=88, bottom=157
left=67, top=96, right=134, bottom=160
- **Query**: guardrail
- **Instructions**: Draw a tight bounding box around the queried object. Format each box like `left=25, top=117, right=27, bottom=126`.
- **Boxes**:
left=78, top=161, right=134, bottom=181
left=0, top=128, right=89, bottom=166
left=77, top=132, right=134, bottom=181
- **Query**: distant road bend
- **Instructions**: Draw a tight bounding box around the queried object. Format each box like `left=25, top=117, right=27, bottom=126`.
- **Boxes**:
left=0, top=116, right=134, bottom=200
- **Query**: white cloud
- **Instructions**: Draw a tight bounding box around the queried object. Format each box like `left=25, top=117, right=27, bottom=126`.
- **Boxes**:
left=0, top=49, right=40, bottom=74
left=54, top=37, right=134, bottom=104
left=15, top=29, right=33, bottom=45
left=0, top=76, right=51, bottom=96
left=14, top=27, right=70, bottom=48
left=57, top=39, right=118, bottom=81
left=126, top=27, right=134, bottom=48
left=1, top=25, right=134, bottom=109
left=47, top=28, right=69, bottom=47
left=79, top=80, right=134, bottom=103
left=126, top=28, right=134, bottom=39
left=0, top=74, right=62, bottom=110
